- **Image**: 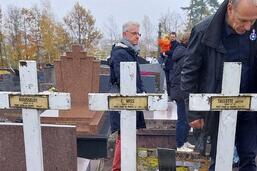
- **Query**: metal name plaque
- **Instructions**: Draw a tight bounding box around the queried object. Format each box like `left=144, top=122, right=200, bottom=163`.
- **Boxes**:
left=108, top=96, right=148, bottom=110
left=9, top=95, right=49, bottom=109
left=211, top=96, right=251, bottom=110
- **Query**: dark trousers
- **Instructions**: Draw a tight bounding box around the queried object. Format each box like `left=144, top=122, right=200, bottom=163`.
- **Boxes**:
left=209, top=112, right=257, bottom=171
left=176, top=100, right=190, bottom=147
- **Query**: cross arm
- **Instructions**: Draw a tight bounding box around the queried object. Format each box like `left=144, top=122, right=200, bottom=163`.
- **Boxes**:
left=189, top=93, right=257, bottom=111
left=47, top=92, right=71, bottom=109
left=0, top=92, right=70, bottom=110
left=88, top=93, right=167, bottom=111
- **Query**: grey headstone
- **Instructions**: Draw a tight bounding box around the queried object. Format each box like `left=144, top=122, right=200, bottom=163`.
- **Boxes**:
left=0, top=71, right=20, bottom=91
left=38, top=65, right=56, bottom=91
left=0, top=65, right=56, bottom=92
left=44, top=65, right=55, bottom=84
left=140, top=63, right=165, bottom=92
left=157, top=148, right=176, bottom=171
left=99, top=74, right=111, bottom=93
left=141, top=75, right=156, bottom=93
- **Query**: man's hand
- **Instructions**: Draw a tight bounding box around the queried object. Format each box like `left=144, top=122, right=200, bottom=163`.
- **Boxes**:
left=189, top=119, right=204, bottom=129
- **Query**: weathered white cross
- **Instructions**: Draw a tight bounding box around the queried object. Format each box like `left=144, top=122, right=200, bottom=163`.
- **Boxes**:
left=89, top=62, right=167, bottom=171
left=0, top=61, right=71, bottom=171
left=189, top=62, right=257, bottom=171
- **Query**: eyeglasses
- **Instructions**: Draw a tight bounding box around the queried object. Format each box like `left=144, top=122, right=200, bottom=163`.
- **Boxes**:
left=127, top=31, right=141, bottom=37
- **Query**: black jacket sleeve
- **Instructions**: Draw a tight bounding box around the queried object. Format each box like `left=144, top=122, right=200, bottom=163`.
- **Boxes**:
left=181, top=27, right=206, bottom=121
left=110, top=48, right=128, bottom=85
left=181, top=28, right=205, bottom=93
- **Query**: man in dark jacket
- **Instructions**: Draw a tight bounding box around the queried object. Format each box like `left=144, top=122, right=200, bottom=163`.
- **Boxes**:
left=181, top=0, right=257, bottom=170
left=108, top=21, right=146, bottom=171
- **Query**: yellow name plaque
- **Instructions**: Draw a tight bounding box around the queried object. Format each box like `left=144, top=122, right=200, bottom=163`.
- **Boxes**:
left=9, top=95, right=49, bottom=109
left=211, top=96, right=251, bottom=110
left=108, top=96, right=148, bottom=110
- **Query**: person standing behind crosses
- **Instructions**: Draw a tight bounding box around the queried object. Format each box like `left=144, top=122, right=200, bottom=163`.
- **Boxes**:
left=161, top=32, right=179, bottom=100
left=169, top=32, right=195, bottom=152
left=181, top=0, right=257, bottom=170
left=108, top=21, right=146, bottom=171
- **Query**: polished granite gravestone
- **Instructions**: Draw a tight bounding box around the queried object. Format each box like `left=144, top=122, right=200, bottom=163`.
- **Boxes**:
left=41, top=45, right=105, bottom=135
left=141, top=75, right=156, bottom=93
left=138, top=102, right=179, bottom=149
left=40, top=45, right=108, bottom=159
left=0, top=123, right=77, bottom=170
left=38, top=64, right=56, bottom=91
left=137, top=119, right=177, bottom=149
left=99, top=74, right=110, bottom=93
left=157, top=148, right=176, bottom=171
left=100, top=64, right=110, bottom=75
left=0, top=65, right=55, bottom=93
left=0, top=68, right=20, bottom=91
left=140, top=63, right=165, bottom=93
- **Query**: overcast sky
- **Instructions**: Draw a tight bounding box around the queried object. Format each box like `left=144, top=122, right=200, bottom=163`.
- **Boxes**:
left=1, top=0, right=190, bottom=29
left=1, top=0, right=224, bottom=34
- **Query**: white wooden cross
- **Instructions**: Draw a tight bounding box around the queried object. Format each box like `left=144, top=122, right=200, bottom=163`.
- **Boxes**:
left=189, top=62, right=257, bottom=171
left=89, top=62, right=167, bottom=171
left=0, top=60, right=71, bottom=171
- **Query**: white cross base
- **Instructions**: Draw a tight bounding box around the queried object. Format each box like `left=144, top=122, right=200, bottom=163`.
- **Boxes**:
left=89, top=62, right=167, bottom=171
left=0, top=61, right=70, bottom=171
left=189, top=62, right=257, bottom=171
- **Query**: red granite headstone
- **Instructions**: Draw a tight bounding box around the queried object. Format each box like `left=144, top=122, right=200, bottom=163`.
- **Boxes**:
left=0, top=123, right=77, bottom=170
left=42, top=45, right=104, bottom=135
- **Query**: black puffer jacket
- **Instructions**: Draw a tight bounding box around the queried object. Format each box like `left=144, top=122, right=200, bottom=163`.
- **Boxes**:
left=170, top=43, right=188, bottom=101
left=108, top=42, right=146, bottom=133
left=109, top=42, right=144, bottom=93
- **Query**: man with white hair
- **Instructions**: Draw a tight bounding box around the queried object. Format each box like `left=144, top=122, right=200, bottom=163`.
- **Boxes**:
left=181, top=0, right=257, bottom=170
left=108, top=21, right=146, bottom=171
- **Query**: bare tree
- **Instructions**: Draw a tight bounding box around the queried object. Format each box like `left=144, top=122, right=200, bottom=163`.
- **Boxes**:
left=140, top=15, right=157, bottom=57
left=98, top=15, right=121, bottom=59
left=40, top=0, right=54, bottom=18
left=159, top=9, right=185, bottom=34
left=103, top=15, right=120, bottom=45
left=20, top=8, right=35, bottom=59
left=5, top=6, right=23, bottom=66
left=30, top=6, right=43, bottom=60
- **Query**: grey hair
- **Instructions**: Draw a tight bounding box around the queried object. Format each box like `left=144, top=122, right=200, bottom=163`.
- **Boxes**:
left=230, top=0, right=240, bottom=6
left=122, top=21, right=140, bottom=32
left=231, top=0, right=257, bottom=7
